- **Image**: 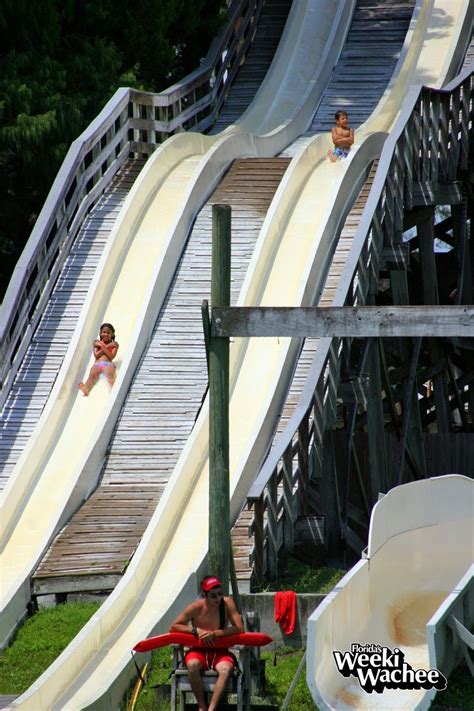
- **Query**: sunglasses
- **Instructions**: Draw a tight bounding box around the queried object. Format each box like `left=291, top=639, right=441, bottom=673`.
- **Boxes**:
left=208, top=590, right=223, bottom=599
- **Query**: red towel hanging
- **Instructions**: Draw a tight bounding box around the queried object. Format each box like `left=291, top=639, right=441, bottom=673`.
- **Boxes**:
left=274, top=590, right=297, bottom=635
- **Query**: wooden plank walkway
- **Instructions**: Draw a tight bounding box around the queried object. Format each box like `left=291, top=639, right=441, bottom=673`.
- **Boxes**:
left=0, top=159, right=145, bottom=492
left=210, top=0, right=293, bottom=133
left=32, top=158, right=291, bottom=595
left=282, top=0, right=415, bottom=156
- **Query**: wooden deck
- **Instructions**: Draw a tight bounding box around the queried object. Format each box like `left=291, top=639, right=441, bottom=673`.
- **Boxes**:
left=32, top=484, right=161, bottom=593
left=32, top=158, right=291, bottom=595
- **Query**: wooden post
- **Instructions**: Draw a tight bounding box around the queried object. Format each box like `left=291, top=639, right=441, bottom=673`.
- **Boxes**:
left=390, top=271, right=426, bottom=479
left=209, top=204, right=231, bottom=593
left=418, top=213, right=451, bottom=432
left=320, top=431, right=343, bottom=560
left=282, top=444, right=295, bottom=554
left=252, top=497, right=264, bottom=587
left=452, top=199, right=471, bottom=305
left=366, top=338, right=388, bottom=500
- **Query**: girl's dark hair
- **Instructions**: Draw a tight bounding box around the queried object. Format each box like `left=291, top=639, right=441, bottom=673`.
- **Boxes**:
left=100, top=322, right=115, bottom=340
left=335, top=110, right=348, bottom=121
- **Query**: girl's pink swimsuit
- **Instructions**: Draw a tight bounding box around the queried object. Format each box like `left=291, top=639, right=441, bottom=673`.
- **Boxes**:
left=96, top=343, right=116, bottom=367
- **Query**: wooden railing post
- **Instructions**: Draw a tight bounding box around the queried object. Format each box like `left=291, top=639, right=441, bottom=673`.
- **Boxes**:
left=282, top=444, right=295, bottom=554
left=252, top=497, right=264, bottom=587
left=297, top=418, right=309, bottom=516
left=266, top=473, right=279, bottom=581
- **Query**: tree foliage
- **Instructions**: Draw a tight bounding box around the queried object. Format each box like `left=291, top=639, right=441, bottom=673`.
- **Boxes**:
left=0, top=0, right=225, bottom=298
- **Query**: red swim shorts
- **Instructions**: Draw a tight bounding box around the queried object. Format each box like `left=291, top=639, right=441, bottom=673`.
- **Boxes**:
left=184, top=647, right=236, bottom=670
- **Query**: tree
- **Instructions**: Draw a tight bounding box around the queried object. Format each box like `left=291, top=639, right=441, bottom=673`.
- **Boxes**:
left=0, top=0, right=225, bottom=298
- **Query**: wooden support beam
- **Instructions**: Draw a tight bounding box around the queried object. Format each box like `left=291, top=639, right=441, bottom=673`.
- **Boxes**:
left=390, top=272, right=426, bottom=479
left=366, top=339, right=388, bottom=499
left=212, top=305, right=474, bottom=338
left=417, top=212, right=438, bottom=304
left=403, top=206, right=435, bottom=232
left=397, top=338, right=423, bottom=485
left=411, top=180, right=463, bottom=206
left=380, top=244, right=410, bottom=271
left=418, top=215, right=451, bottom=433
left=342, top=401, right=357, bottom=554
left=404, top=215, right=455, bottom=250
left=452, top=199, right=472, bottom=305
left=209, top=204, right=231, bottom=592
left=340, top=340, right=371, bottom=558
left=433, top=216, right=454, bottom=246
left=444, top=350, right=470, bottom=431
left=378, top=340, right=424, bottom=482
left=320, top=433, right=343, bottom=560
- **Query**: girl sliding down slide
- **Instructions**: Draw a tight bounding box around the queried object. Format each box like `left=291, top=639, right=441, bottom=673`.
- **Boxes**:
left=78, top=322, right=119, bottom=396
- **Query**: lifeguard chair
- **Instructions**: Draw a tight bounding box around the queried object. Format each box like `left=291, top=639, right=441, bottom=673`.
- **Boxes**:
left=170, top=642, right=252, bottom=710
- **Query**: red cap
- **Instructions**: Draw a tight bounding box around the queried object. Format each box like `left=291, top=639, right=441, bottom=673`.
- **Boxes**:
left=201, top=576, right=222, bottom=592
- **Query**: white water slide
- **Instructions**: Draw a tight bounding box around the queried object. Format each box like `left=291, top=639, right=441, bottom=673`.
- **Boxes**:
left=1, top=1, right=471, bottom=708
left=307, top=475, right=474, bottom=711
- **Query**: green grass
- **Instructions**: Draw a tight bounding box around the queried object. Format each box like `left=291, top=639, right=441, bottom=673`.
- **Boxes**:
left=433, top=663, right=474, bottom=709
left=261, top=647, right=317, bottom=709
left=124, top=647, right=174, bottom=711
left=259, top=556, right=346, bottom=594
left=0, top=602, right=100, bottom=694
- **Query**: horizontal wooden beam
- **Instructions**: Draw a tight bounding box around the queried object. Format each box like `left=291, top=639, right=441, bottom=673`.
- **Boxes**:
left=211, top=306, right=474, bottom=338
left=32, top=573, right=122, bottom=596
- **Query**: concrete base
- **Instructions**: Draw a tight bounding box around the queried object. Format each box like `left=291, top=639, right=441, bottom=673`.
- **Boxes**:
left=241, top=592, right=326, bottom=649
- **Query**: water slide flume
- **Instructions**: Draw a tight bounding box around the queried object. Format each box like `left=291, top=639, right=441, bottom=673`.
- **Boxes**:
left=307, top=475, right=473, bottom=711
left=6, top=0, right=471, bottom=708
